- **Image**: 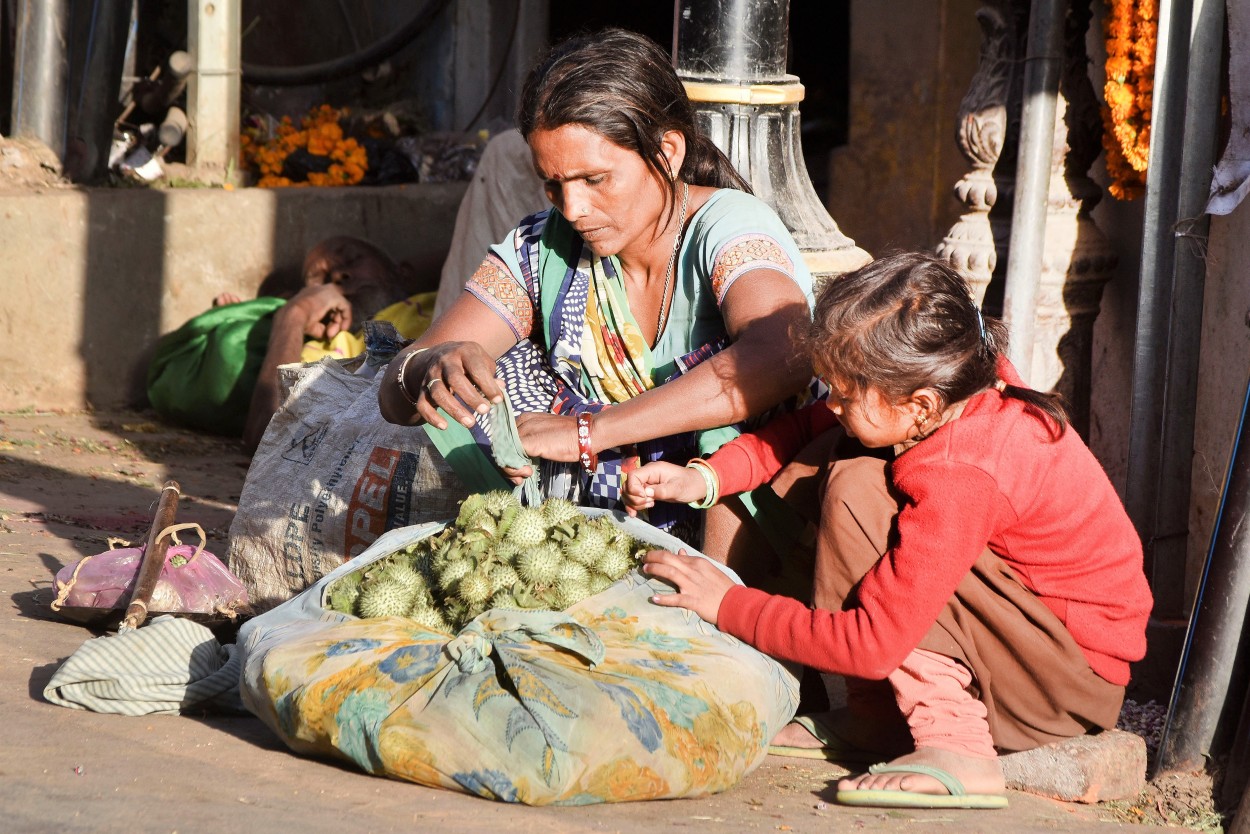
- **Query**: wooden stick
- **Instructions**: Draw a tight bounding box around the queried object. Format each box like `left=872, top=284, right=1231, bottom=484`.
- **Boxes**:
left=119, top=480, right=181, bottom=632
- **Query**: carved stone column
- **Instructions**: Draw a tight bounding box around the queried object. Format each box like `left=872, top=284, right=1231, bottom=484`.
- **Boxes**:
left=936, top=0, right=1027, bottom=305
left=940, top=0, right=1116, bottom=437
left=1030, top=0, right=1118, bottom=436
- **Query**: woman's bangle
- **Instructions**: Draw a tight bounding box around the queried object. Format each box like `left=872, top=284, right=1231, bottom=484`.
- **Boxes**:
left=576, top=410, right=598, bottom=474
left=395, top=348, right=429, bottom=407
left=686, top=458, right=720, bottom=509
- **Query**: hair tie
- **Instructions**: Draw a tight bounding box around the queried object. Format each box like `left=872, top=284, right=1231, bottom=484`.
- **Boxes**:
left=975, top=305, right=987, bottom=343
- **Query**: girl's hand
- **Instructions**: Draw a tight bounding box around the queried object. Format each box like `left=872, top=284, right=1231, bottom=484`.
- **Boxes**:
left=387, top=341, right=504, bottom=429
left=642, top=548, right=734, bottom=626
left=623, top=462, right=706, bottom=516
left=515, top=412, right=580, bottom=463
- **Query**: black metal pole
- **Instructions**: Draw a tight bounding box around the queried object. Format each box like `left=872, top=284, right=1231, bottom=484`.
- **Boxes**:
left=1155, top=371, right=1250, bottom=774
left=65, top=0, right=132, bottom=182
left=10, top=0, right=70, bottom=160
left=675, top=0, right=789, bottom=83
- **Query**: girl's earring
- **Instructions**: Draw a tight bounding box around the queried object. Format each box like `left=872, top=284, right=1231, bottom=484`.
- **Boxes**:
left=913, top=411, right=929, bottom=439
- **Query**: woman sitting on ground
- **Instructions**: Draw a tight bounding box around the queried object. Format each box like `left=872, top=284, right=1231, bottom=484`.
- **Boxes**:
left=378, top=28, right=815, bottom=560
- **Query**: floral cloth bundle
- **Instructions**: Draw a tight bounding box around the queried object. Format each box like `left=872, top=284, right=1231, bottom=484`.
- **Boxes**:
left=237, top=512, right=799, bottom=804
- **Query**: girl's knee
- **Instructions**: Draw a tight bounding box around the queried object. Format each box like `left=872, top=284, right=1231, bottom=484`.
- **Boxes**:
left=823, top=456, right=890, bottom=506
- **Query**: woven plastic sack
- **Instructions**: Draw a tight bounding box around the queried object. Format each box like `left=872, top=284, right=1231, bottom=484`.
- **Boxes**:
left=236, top=510, right=800, bottom=805
left=225, top=322, right=466, bottom=613
left=51, top=523, right=249, bottom=623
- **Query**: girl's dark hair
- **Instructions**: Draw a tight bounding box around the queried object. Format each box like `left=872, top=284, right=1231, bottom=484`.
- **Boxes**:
left=518, top=27, right=751, bottom=216
left=804, top=251, right=1069, bottom=437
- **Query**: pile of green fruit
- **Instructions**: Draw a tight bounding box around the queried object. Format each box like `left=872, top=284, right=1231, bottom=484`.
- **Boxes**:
left=324, top=490, right=648, bottom=632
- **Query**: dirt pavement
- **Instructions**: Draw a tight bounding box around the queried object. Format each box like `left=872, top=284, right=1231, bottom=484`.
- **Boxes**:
left=0, top=409, right=1198, bottom=833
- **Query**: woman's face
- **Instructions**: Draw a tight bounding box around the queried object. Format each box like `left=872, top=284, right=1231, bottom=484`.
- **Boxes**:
left=528, top=123, right=676, bottom=260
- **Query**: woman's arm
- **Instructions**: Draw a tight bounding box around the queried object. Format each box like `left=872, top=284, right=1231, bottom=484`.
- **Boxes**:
left=377, top=287, right=518, bottom=428
left=515, top=269, right=811, bottom=461
left=596, top=268, right=811, bottom=450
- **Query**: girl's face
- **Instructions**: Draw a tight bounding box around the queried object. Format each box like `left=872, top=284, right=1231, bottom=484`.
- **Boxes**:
left=528, top=123, right=681, bottom=260
left=824, top=380, right=923, bottom=448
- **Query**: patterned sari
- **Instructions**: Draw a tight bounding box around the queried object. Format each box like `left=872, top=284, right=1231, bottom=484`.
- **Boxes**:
left=430, top=197, right=816, bottom=548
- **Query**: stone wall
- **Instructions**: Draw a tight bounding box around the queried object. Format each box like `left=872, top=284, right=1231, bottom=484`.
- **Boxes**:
left=0, top=182, right=465, bottom=411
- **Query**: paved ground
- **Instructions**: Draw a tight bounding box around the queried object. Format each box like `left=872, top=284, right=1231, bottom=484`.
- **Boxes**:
left=0, top=409, right=1196, bottom=833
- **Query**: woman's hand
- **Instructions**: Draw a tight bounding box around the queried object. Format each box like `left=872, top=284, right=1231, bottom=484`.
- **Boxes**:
left=643, top=548, right=734, bottom=626
left=499, top=463, right=534, bottom=485
left=382, top=341, right=504, bottom=428
left=515, top=412, right=580, bottom=463
left=623, top=462, right=705, bottom=516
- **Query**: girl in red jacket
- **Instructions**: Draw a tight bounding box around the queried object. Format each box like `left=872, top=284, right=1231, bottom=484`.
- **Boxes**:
left=628, top=252, right=1151, bottom=809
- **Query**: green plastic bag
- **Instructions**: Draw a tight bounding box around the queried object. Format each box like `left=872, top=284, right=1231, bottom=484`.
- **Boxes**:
left=146, top=297, right=286, bottom=435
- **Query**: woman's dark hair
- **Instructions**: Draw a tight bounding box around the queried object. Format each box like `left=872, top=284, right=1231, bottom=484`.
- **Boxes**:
left=518, top=27, right=751, bottom=215
left=804, top=251, right=1069, bottom=437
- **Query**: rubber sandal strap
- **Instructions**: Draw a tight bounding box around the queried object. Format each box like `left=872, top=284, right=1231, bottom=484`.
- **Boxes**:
left=866, top=762, right=968, bottom=797
left=792, top=713, right=839, bottom=746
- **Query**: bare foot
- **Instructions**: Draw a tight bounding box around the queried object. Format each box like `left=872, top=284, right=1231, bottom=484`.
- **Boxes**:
left=771, top=708, right=912, bottom=757
left=212, top=292, right=243, bottom=308
left=837, top=747, right=1005, bottom=797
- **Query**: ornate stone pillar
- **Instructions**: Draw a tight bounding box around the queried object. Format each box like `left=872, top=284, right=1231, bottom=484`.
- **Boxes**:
left=939, top=0, right=1116, bottom=437
left=936, top=0, right=1027, bottom=305
left=1030, top=0, right=1118, bottom=436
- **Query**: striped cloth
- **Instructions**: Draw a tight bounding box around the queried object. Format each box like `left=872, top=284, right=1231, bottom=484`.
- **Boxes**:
left=43, top=615, right=246, bottom=716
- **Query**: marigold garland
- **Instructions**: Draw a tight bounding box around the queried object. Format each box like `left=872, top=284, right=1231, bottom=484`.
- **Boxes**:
left=240, top=104, right=369, bottom=188
left=1101, top=0, right=1157, bottom=200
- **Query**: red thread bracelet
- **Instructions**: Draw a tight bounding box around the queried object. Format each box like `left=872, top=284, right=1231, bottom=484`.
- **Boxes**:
left=576, top=411, right=598, bottom=474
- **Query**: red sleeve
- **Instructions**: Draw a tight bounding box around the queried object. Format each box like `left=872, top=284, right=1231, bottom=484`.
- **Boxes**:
left=706, top=403, right=839, bottom=496
left=717, top=458, right=1008, bottom=678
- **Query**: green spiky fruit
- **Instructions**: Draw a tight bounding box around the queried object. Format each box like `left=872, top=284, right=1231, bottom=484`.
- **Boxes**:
left=587, top=571, right=614, bottom=595
left=488, top=591, right=518, bottom=610
left=456, top=493, right=489, bottom=527
left=505, top=506, right=549, bottom=548
left=556, top=561, right=590, bottom=588
left=409, top=603, right=452, bottom=634
left=488, top=563, right=520, bottom=592
left=408, top=546, right=434, bottom=579
left=555, top=578, right=591, bottom=609
left=357, top=579, right=415, bottom=619
left=461, top=509, right=500, bottom=538
left=326, top=572, right=362, bottom=614
left=517, top=542, right=562, bottom=585
left=441, top=542, right=469, bottom=563
left=562, top=523, right=608, bottom=567
left=598, top=547, right=635, bottom=580
left=445, top=599, right=470, bottom=630
left=437, top=557, right=472, bottom=593
left=483, top=490, right=521, bottom=517
left=457, top=573, right=493, bottom=607
left=490, top=542, right=522, bottom=568
left=543, top=497, right=582, bottom=526
left=381, top=560, right=424, bottom=592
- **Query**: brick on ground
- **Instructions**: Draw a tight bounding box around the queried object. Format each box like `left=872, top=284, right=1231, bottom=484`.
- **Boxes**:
left=1000, top=728, right=1146, bottom=803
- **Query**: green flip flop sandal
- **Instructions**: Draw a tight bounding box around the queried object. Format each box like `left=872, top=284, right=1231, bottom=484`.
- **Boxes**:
left=835, top=762, right=1009, bottom=809
left=767, top=714, right=881, bottom=764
